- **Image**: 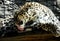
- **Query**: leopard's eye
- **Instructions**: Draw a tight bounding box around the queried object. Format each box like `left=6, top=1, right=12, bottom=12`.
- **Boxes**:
left=18, top=21, right=23, bottom=25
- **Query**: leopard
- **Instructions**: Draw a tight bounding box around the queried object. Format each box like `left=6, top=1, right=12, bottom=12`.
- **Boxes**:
left=14, top=2, right=60, bottom=37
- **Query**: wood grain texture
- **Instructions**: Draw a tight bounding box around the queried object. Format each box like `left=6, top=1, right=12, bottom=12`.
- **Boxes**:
left=0, top=33, right=60, bottom=41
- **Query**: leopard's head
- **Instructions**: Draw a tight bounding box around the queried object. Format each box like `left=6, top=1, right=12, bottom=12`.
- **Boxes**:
left=14, top=2, right=36, bottom=31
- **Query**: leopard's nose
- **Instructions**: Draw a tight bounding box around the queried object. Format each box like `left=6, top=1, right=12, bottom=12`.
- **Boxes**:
left=15, top=23, right=24, bottom=32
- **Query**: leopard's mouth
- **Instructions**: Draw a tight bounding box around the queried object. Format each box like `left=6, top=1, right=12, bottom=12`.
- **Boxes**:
left=15, top=23, right=25, bottom=32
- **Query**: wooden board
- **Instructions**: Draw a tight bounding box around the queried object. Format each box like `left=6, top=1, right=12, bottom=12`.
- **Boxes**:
left=0, top=32, right=60, bottom=41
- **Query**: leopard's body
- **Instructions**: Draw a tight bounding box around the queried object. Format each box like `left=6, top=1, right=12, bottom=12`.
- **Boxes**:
left=14, top=2, right=60, bottom=37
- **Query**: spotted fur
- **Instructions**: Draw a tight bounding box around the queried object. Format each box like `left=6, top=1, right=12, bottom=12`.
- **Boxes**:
left=14, top=2, right=60, bottom=37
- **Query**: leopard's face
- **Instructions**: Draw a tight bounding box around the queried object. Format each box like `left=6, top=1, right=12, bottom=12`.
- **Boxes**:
left=14, top=11, right=29, bottom=31
left=15, top=9, right=37, bottom=31
left=14, top=2, right=38, bottom=31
